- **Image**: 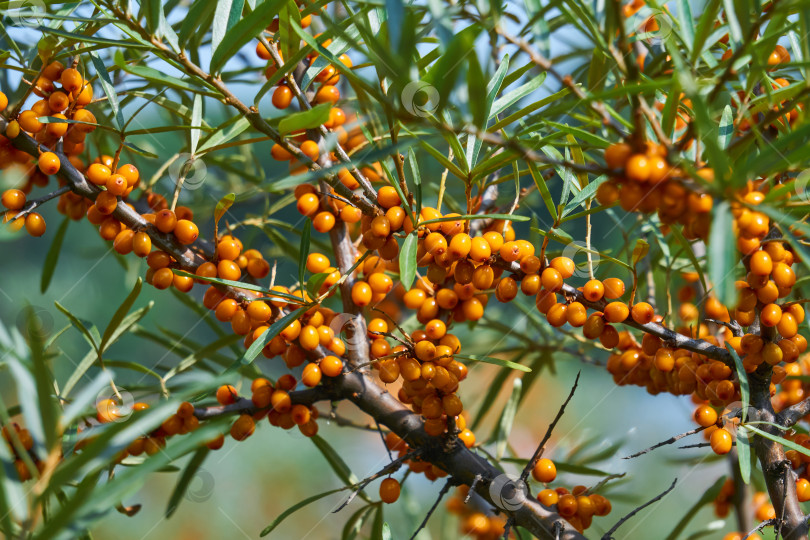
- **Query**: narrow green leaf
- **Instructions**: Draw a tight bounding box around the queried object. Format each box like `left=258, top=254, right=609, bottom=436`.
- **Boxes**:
left=260, top=488, right=345, bottom=536
left=746, top=425, right=810, bottom=459
left=278, top=102, right=332, bottom=135
left=99, top=278, right=143, bottom=354
left=214, top=193, right=236, bottom=227
left=718, top=105, right=733, bottom=149
left=664, top=476, right=727, bottom=540
left=736, top=426, right=751, bottom=484
left=196, top=117, right=251, bottom=154
left=528, top=161, right=557, bottom=221
left=54, top=302, right=99, bottom=351
left=89, top=52, right=124, bottom=131
left=210, top=0, right=287, bottom=74
left=455, top=354, right=531, bottom=372
left=490, top=72, right=546, bottom=119
left=190, top=94, right=203, bottom=155
left=311, top=435, right=361, bottom=489
left=708, top=201, right=736, bottom=306
left=298, top=220, right=311, bottom=289
left=40, top=217, right=68, bottom=294
left=399, top=233, right=418, bottom=289
left=165, top=448, right=210, bottom=518
left=494, top=378, right=522, bottom=458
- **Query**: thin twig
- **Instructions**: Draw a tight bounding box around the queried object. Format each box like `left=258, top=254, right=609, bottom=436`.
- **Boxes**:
left=601, top=478, right=677, bottom=540
left=622, top=426, right=708, bottom=459
left=332, top=449, right=422, bottom=513
left=408, top=478, right=456, bottom=540
left=742, top=518, right=777, bottom=540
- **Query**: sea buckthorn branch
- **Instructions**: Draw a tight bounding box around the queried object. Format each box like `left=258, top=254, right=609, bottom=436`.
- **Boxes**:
left=494, top=27, right=627, bottom=137
left=327, top=368, right=588, bottom=540
left=192, top=389, right=335, bottom=420
left=621, top=425, right=708, bottom=459
left=747, top=368, right=808, bottom=539
left=776, top=398, right=810, bottom=427
left=12, top=183, right=72, bottom=220
left=494, top=257, right=735, bottom=365
left=102, top=2, right=381, bottom=217
left=503, top=371, right=581, bottom=539
left=257, top=35, right=380, bottom=206
left=0, top=116, right=270, bottom=313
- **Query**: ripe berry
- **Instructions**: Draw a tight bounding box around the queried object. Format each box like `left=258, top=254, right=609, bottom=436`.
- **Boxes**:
left=106, top=174, right=128, bottom=196
left=38, top=152, right=60, bottom=175
left=583, top=280, right=604, bottom=302
left=302, top=363, right=322, bottom=387
left=531, top=458, right=557, bottom=483
left=710, top=428, right=733, bottom=455
left=61, top=68, right=83, bottom=93
left=320, top=355, right=343, bottom=377
left=694, top=405, right=718, bottom=427
left=1, top=189, right=26, bottom=211
left=379, top=478, right=400, bottom=504
left=351, top=281, right=372, bottom=306
left=603, top=278, right=625, bottom=299
left=625, top=154, right=651, bottom=182
left=216, top=384, right=238, bottom=405
left=604, top=142, right=632, bottom=169
left=25, top=213, right=46, bottom=237
left=272, top=85, right=293, bottom=109
left=604, top=302, right=629, bottom=323
left=749, top=250, right=773, bottom=275
left=631, top=302, right=654, bottom=324
left=760, top=304, right=782, bottom=327
left=377, top=186, right=401, bottom=208
left=174, top=220, right=199, bottom=244
left=230, top=414, right=255, bottom=441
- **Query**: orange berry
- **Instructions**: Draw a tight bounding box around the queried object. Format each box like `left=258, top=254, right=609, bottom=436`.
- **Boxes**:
left=272, top=85, right=293, bottom=109
left=320, top=355, right=343, bottom=377
left=216, top=385, right=238, bottom=405
left=631, top=302, right=654, bottom=324
left=174, top=220, right=199, bottom=244
left=531, top=458, right=557, bottom=483
left=38, top=152, right=60, bottom=175
left=379, top=478, right=400, bottom=503
left=694, top=405, right=718, bottom=427
left=25, top=213, right=46, bottom=237
left=710, top=428, right=733, bottom=454
left=1, top=189, right=26, bottom=211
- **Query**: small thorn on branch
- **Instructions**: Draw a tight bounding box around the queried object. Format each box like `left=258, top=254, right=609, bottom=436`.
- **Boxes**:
left=332, top=449, right=422, bottom=513
left=742, top=518, right=777, bottom=540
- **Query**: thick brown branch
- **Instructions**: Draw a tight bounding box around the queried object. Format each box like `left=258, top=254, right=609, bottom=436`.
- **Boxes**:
left=495, top=257, right=733, bottom=365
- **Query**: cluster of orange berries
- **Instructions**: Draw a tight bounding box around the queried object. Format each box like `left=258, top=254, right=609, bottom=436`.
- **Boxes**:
left=444, top=457, right=612, bottom=536
left=1, top=423, right=40, bottom=482
left=384, top=431, right=452, bottom=484
left=446, top=486, right=507, bottom=540
left=214, top=377, right=321, bottom=440
left=596, top=141, right=713, bottom=240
